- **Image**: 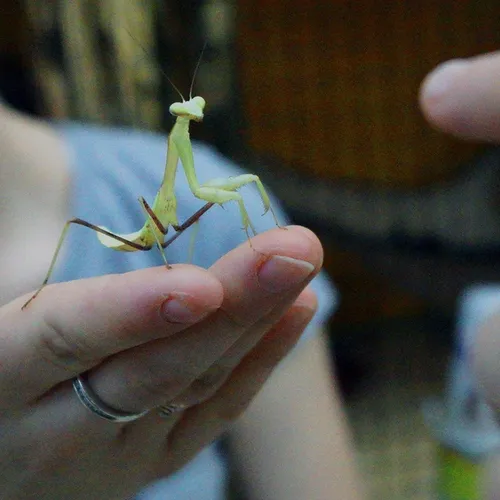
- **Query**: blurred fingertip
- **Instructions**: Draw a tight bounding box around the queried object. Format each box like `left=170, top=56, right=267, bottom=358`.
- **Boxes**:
left=294, top=286, right=318, bottom=311
left=419, top=58, right=469, bottom=128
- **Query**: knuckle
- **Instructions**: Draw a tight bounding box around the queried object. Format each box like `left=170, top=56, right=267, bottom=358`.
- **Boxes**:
left=126, top=363, right=186, bottom=406
left=38, top=317, right=98, bottom=373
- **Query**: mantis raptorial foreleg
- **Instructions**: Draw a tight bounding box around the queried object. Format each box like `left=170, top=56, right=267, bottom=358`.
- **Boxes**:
left=139, top=196, right=170, bottom=267
left=139, top=196, right=213, bottom=267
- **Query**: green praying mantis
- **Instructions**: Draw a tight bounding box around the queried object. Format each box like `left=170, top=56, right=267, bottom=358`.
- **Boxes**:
left=22, top=69, right=280, bottom=310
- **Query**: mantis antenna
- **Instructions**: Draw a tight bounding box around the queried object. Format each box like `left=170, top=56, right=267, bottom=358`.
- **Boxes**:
left=189, top=41, right=208, bottom=99
left=123, top=25, right=185, bottom=102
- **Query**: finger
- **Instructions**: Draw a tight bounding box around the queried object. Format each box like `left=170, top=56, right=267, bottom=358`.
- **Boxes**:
left=159, top=302, right=316, bottom=474
left=0, top=266, right=223, bottom=409
left=473, top=311, right=500, bottom=414
left=419, top=51, right=500, bottom=141
left=3, top=385, right=164, bottom=499
left=84, top=226, right=321, bottom=413
left=168, top=287, right=318, bottom=408
left=210, top=225, right=322, bottom=323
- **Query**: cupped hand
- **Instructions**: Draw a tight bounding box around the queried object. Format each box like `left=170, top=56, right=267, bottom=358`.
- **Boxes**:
left=0, top=226, right=321, bottom=500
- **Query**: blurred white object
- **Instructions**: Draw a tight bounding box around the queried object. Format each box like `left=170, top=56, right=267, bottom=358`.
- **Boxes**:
left=423, top=286, right=500, bottom=499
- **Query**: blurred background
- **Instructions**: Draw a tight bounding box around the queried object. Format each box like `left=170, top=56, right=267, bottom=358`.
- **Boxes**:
left=3, top=1, right=500, bottom=498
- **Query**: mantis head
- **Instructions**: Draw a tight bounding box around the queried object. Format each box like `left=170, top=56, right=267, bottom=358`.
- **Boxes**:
left=169, top=96, right=206, bottom=122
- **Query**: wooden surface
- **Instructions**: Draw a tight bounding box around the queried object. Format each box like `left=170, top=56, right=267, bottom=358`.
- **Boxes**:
left=236, top=2, right=500, bottom=322
left=236, top=1, right=499, bottom=187
left=0, top=1, right=28, bottom=57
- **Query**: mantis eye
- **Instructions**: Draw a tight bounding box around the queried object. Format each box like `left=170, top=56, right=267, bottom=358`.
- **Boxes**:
left=169, top=102, right=184, bottom=116
left=192, top=96, right=206, bottom=110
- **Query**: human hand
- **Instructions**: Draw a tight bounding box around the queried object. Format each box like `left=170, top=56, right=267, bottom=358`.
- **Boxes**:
left=419, top=50, right=500, bottom=142
left=0, top=225, right=321, bottom=500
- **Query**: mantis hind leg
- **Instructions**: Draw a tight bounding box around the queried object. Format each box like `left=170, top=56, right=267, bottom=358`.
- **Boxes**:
left=22, top=218, right=152, bottom=310
left=22, top=203, right=217, bottom=310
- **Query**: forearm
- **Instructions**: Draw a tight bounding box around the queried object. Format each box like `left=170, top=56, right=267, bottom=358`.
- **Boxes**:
left=227, top=332, right=365, bottom=500
left=0, top=104, right=70, bottom=303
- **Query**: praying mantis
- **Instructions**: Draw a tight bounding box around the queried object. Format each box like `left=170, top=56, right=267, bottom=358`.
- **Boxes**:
left=22, top=82, right=280, bottom=309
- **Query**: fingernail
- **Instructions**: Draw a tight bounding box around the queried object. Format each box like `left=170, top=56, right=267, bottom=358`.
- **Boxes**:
left=258, top=255, right=315, bottom=293
left=161, top=293, right=207, bottom=323
left=423, top=59, right=468, bottom=101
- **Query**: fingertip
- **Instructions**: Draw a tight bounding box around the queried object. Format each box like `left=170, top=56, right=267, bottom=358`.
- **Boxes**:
left=419, top=58, right=470, bottom=133
left=276, top=225, right=325, bottom=270
left=420, top=51, right=500, bottom=141
left=294, top=286, right=319, bottom=313
left=286, top=225, right=322, bottom=245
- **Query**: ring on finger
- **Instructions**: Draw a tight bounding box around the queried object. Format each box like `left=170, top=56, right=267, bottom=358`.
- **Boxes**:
left=73, top=374, right=149, bottom=423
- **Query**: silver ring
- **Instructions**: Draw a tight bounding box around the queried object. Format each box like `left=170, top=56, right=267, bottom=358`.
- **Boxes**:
left=73, top=374, right=149, bottom=423
left=157, top=402, right=188, bottom=418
